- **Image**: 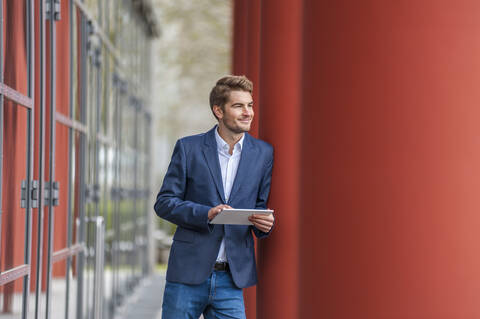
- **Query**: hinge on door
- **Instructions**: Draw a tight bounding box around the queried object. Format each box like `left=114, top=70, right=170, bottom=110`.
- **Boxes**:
left=110, top=187, right=118, bottom=200
left=45, top=0, right=61, bottom=21
left=86, top=20, right=97, bottom=56
left=111, top=187, right=127, bottom=200
left=44, top=181, right=60, bottom=206
left=93, top=48, right=102, bottom=68
left=85, top=184, right=100, bottom=203
left=21, top=180, right=39, bottom=209
left=113, top=73, right=128, bottom=94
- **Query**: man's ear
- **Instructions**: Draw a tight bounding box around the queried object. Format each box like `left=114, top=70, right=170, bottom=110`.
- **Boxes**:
left=213, top=105, right=223, bottom=119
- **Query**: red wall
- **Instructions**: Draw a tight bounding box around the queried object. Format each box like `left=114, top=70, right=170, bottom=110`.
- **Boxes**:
left=51, top=0, right=71, bottom=278
left=301, top=1, right=480, bottom=317
left=233, top=0, right=480, bottom=317
left=2, top=0, right=29, bottom=298
left=2, top=0, right=73, bottom=298
left=30, top=0, right=72, bottom=292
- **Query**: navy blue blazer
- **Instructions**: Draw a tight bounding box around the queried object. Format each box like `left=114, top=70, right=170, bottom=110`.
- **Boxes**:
left=154, top=126, right=274, bottom=288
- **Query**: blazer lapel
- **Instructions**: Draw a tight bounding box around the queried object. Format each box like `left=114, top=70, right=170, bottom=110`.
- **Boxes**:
left=203, top=127, right=226, bottom=202
left=228, top=133, right=256, bottom=205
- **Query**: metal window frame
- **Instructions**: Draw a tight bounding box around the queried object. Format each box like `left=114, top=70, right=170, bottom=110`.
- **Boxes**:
left=111, top=74, right=124, bottom=309
left=0, top=0, right=5, bottom=272
left=46, top=0, right=97, bottom=316
left=8, top=0, right=34, bottom=313
left=33, top=0, right=47, bottom=317
left=76, top=7, right=89, bottom=319
left=0, top=0, right=35, bottom=318
left=0, top=0, right=154, bottom=318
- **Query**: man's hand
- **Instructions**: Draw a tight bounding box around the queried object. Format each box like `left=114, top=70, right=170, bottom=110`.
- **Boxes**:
left=208, top=204, right=232, bottom=221
left=249, top=213, right=274, bottom=233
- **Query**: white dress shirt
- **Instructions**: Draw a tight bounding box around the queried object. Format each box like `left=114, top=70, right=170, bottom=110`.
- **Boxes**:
left=215, top=127, right=244, bottom=262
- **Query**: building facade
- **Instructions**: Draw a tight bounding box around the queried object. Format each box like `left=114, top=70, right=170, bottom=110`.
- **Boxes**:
left=234, top=1, right=480, bottom=318
left=0, top=0, right=157, bottom=318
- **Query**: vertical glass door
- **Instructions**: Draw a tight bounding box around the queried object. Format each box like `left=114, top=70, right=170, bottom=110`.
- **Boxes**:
left=0, top=1, right=35, bottom=318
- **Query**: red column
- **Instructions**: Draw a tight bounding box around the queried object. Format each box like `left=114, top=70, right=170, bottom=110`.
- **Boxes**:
left=232, top=0, right=248, bottom=76
left=232, top=2, right=255, bottom=316
left=244, top=0, right=261, bottom=138
left=301, top=0, right=480, bottom=317
left=241, top=1, right=261, bottom=318
left=256, top=1, right=302, bottom=318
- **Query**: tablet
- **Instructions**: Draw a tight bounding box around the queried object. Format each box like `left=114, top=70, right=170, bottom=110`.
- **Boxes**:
left=209, top=209, right=273, bottom=225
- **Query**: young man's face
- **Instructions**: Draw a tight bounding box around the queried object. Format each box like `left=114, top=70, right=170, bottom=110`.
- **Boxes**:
left=215, top=90, right=254, bottom=134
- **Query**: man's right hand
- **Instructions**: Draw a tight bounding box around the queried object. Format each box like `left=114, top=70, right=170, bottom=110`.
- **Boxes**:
left=208, top=204, right=232, bottom=221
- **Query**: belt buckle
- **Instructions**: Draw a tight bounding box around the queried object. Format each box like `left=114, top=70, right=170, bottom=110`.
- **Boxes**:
left=214, top=262, right=228, bottom=271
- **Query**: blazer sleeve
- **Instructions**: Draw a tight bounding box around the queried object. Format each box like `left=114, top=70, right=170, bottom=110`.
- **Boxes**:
left=154, top=139, right=213, bottom=233
left=253, top=147, right=275, bottom=239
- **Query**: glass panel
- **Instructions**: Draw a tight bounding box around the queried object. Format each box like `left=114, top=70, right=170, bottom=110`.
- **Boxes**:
left=82, top=215, right=106, bottom=318
left=53, top=122, right=70, bottom=252
left=0, top=277, right=25, bottom=318
left=109, top=0, right=118, bottom=44
left=115, top=1, right=130, bottom=55
left=66, top=259, right=78, bottom=319
left=118, top=195, right=131, bottom=299
left=71, top=130, right=83, bottom=246
left=84, top=0, right=99, bottom=23
left=1, top=104, right=28, bottom=270
left=3, top=0, right=27, bottom=95
left=137, top=115, right=146, bottom=155
left=83, top=198, right=95, bottom=316
left=28, top=289, right=45, bottom=318
left=103, top=143, right=114, bottom=318
left=98, top=0, right=104, bottom=29
left=50, top=258, right=77, bottom=319
left=117, top=128, right=133, bottom=298
left=121, top=106, right=129, bottom=150
left=83, top=51, right=100, bottom=319
left=71, top=7, right=82, bottom=123
left=106, top=56, right=115, bottom=139
left=85, top=58, right=97, bottom=212
left=98, top=143, right=108, bottom=229
left=105, top=0, right=113, bottom=40
left=100, top=50, right=108, bottom=136
left=82, top=219, right=95, bottom=318
left=31, top=210, right=46, bottom=319
left=135, top=198, right=146, bottom=276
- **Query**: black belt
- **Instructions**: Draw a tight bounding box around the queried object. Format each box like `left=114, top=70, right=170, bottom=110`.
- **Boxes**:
left=214, top=262, right=229, bottom=271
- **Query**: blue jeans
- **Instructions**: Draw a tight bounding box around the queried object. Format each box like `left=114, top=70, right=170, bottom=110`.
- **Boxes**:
left=162, top=270, right=246, bottom=319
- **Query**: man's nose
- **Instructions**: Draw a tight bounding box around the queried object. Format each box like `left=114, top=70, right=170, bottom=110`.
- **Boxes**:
left=242, top=105, right=252, bottom=115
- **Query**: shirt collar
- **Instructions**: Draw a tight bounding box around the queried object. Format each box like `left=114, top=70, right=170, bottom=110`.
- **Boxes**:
left=215, top=126, right=244, bottom=153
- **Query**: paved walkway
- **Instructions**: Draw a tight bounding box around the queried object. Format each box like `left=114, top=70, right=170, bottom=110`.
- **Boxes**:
left=115, top=271, right=211, bottom=319
left=115, top=272, right=166, bottom=319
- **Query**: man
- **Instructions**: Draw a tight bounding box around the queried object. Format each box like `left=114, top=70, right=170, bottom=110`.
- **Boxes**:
left=154, top=75, right=274, bottom=319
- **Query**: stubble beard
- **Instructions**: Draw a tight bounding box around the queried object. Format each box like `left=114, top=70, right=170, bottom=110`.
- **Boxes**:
left=225, top=119, right=251, bottom=134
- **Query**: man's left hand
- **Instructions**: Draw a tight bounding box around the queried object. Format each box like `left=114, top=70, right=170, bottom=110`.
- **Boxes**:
left=248, top=213, right=274, bottom=233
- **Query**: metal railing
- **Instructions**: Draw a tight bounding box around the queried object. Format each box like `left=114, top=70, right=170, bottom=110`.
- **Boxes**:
left=89, top=216, right=105, bottom=319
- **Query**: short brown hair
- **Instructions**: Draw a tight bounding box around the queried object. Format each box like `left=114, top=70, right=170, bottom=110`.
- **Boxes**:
left=209, top=75, right=253, bottom=119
